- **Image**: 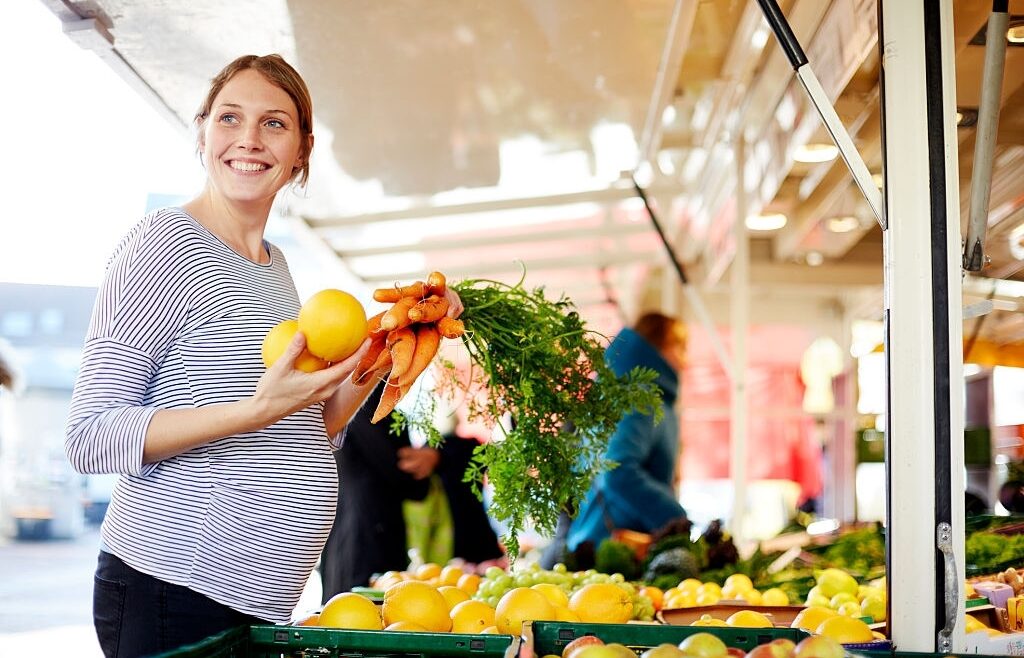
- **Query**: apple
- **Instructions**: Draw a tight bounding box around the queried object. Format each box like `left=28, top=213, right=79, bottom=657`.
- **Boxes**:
left=745, top=639, right=796, bottom=658
left=678, top=632, right=729, bottom=658
left=576, top=646, right=635, bottom=658
left=563, top=635, right=605, bottom=658
left=642, top=644, right=686, bottom=658
left=727, top=649, right=746, bottom=658
left=793, top=635, right=845, bottom=658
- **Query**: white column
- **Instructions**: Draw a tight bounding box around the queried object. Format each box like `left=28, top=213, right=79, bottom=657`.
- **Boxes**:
left=879, top=0, right=965, bottom=651
left=729, top=137, right=750, bottom=544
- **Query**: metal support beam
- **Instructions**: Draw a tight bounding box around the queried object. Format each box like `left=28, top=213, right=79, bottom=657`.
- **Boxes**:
left=729, top=137, right=750, bottom=544
left=879, top=0, right=965, bottom=651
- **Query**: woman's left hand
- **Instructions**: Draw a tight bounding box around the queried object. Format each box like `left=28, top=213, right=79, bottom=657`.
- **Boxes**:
left=442, top=287, right=463, bottom=319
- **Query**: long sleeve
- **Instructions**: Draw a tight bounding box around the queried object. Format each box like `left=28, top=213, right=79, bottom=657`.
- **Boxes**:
left=65, top=217, right=188, bottom=476
left=601, top=409, right=685, bottom=530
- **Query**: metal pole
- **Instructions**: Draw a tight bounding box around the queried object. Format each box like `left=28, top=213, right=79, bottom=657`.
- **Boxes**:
left=729, top=136, right=750, bottom=545
left=754, top=0, right=884, bottom=228
left=633, top=180, right=735, bottom=381
left=879, top=0, right=965, bottom=651
left=963, top=1, right=1009, bottom=272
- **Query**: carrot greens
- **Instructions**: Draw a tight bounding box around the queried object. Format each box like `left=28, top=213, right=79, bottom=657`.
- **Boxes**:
left=393, top=274, right=662, bottom=558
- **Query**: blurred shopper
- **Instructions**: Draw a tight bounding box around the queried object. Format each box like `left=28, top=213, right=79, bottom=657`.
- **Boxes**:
left=398, top=430, right=505, bottom=570
left=319, top=381, right=429, bottom=601
left=566, top=312, right=689, bottom=552
left=63, top=53, right=461, bottom=657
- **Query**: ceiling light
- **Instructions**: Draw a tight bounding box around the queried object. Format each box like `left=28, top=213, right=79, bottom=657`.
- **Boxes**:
left=806, top=251, right=824, bottom=266
left=746, top=213, right=787, bottom=231
left=1008, top=22, right=1024, bottom=44
left=826, top=215, right=860, bottom=233
left=794, top=143, right=839, bottom=163
left=661, top=104, right=678, bottom=127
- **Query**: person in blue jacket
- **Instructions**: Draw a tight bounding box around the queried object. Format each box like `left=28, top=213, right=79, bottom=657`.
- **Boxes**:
left=566, top=312, right=689, bottom=551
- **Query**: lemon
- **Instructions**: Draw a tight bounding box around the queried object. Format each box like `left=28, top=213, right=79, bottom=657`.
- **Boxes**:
left=815, top=615, right=875, bottom=643
left=837, top=601, right=863, bottom=617
left=386, top=620, right=427, bottom=631
left=738, top=589, right=763, bottom=605
left=725, top=609, right=773, bottom=628
left=680, top=579, right=703, bottom=593
left=496, top=587, right=555, bottom=634
left=698, top=582, right=723, bottom=598
left=568, top=583, right=633, bottom=624
left=457, top=572, right=481, bottom=595
left=761, top=588, right=789, bottom=606
left=790, top=605, right=839, bottom=632
left=438, top=585, right=470, bottom=610
left=816, top=568, right=859, bottom=598
left=298, top=288, right=367, bottom=362
left=829, top=592, right=858, bottom=609
left=450, top=599, right=496, bottom=634
left=724, top=574, right=754, bottom=592
left=553, top=606, right=581, bottom=622
left=382, top=580, right=452, bottom=632
left=440, top=565, right=464, bottom=586
left=860, top=594, right=886, bottom=622
left=531, top=583, right=570, bottom=608
left=318, top=592, right=382, bottom=630
left=695, top=591, right=721, bottom=606
left=262, top=319, right=328, bottom=372
left=691, top=614, right=728, bottom=627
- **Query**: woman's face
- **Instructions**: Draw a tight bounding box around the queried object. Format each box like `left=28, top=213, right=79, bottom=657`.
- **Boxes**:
left=199, top=69, right=306, bottom=209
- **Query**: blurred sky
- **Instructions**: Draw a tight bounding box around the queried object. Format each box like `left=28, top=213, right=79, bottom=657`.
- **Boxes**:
left=0, top=1, right=204, bottom=287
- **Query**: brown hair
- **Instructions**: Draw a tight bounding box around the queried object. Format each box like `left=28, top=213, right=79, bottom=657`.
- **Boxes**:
left=194, top=54, right=314, bottom=186
left=633, top=312, right=687, bottom=352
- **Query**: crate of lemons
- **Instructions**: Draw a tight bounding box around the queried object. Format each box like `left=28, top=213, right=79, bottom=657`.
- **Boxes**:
left=296, top=562, right=647, bottom=634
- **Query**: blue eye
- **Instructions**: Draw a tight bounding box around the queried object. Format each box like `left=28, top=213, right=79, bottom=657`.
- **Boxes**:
left=218, top=113, right=238, bottom=124
left=266, top=118, right=286, bottom=129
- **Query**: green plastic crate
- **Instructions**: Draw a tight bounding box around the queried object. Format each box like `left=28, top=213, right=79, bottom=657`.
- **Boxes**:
left=157, top=624, right=517, bottom=658
left=522, top=621, right=809, bottom=656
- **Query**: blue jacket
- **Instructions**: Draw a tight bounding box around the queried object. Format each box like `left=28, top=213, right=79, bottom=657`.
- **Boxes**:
left=566, top=327, right=685, bottom=550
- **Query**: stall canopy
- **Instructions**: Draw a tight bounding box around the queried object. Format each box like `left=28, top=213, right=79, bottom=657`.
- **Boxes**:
left=42, top=0, right=1023, bottom=341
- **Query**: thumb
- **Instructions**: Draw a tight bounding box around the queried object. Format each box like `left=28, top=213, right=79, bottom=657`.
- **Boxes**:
left=281, top=330, right=307, bottom=366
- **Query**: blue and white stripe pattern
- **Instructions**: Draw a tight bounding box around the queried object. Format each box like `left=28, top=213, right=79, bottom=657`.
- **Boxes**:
left=66, top=207, right=338, bottom=623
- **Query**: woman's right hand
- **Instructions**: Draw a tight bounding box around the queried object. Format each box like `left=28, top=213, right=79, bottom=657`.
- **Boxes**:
left=251, top=331, right=370, bottom=426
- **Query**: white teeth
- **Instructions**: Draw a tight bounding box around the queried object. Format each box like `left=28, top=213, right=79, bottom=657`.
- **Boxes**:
left=229, top=161, right=268, bottom=172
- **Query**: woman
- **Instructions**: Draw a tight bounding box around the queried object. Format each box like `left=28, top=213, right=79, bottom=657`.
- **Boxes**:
left=64, top=54, right=460, bottom=657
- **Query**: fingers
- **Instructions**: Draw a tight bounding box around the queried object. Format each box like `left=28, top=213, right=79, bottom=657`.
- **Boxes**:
left=443, top=288, right=464, bottom=318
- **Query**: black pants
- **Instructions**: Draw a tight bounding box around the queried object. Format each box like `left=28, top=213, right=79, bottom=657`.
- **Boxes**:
left=93, top=551, right=268, bottom=658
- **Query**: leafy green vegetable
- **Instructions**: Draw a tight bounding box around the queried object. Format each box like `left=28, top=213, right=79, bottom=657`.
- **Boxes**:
left=395, top=273, right=663, bottom=558
left=595, top=539, right=642, bottom=580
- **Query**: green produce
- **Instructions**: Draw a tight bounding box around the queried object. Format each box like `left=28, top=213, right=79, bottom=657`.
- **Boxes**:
left=643, top=547, right=700, bottom=590
left=395, top=273, right=663, bottom=557
left=595, top=540, right=641, bottom=581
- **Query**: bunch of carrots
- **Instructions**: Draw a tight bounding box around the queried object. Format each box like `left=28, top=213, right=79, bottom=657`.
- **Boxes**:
left=352, top=271, right=465, bottom=423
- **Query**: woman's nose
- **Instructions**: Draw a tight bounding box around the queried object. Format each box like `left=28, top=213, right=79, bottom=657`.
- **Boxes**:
left=237, top=122, right=262, bottom=149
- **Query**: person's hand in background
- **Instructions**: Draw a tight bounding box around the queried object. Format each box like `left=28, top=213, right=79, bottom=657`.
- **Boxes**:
left=396, top=446, right=440, bottom=480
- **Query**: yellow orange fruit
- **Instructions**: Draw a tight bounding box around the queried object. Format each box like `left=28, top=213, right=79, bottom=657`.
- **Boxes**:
left=640, top=586, right=664, bottom=611
left=450, top=599, right=497, bottom=634
left=568, top=583, right=633, bottom=624
left=725, top=609, right=773, bottom=628
left=761, top=588, right=789, bottom=606
left=415, top=562, right=442, bottom=581
left=724, top=574, right=754, bottom=593
left=262, top=320, right=329, bottom=372
left=457, top=572, right=481, bottom=595
left=298, top=289, right=368, bottom=362
left=318, top=592, right=382, bottom=630
left=790, top=606, right=839, bottom=632
left=495, top=587, right=556, bottom=634
left=815, top=615, right=875, bottom=644
left=386, top=620, right=427, bottom=632
left=531, top=583, right=570, bottom=608
left=553, top=606, right=580, bottom=622
left=439, top=585, right=471, bottom=610
left=382, top=580, right=452, bottom=632
left=816, top=568, right=859, bottom=599
left=440, top=565, right=464, bottom=586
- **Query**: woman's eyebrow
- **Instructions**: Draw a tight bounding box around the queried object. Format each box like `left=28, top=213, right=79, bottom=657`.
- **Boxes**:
left=215, top=102, right=294, bottom=117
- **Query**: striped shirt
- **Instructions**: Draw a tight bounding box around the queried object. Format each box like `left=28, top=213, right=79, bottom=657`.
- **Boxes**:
left=65, top=207, right=338, bottom=623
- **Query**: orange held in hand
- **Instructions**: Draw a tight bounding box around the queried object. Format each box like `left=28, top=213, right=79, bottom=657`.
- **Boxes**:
left=298, top=289, right=368, bottom=362
left=262, top=320, right=328, bottom=372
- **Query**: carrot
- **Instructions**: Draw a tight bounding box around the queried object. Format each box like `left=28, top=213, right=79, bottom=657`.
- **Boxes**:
left=386, top=327, right=417, bottom=379
left=366, top=311, right=386, bottom=337
left=373, top=281, right=427, bottom=303
left=426, top=271, right=447, bottom=296
left=371, top=378, right=405, bottom=424
left=351, top=334, right=387, bottom=385
left=407, top=295, right=449, bottom=323
left=380, top=296, right=418, bottom=332
left=437, top=316, right=465, bottom=339
left=398, top=324, right=442, bottom=387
